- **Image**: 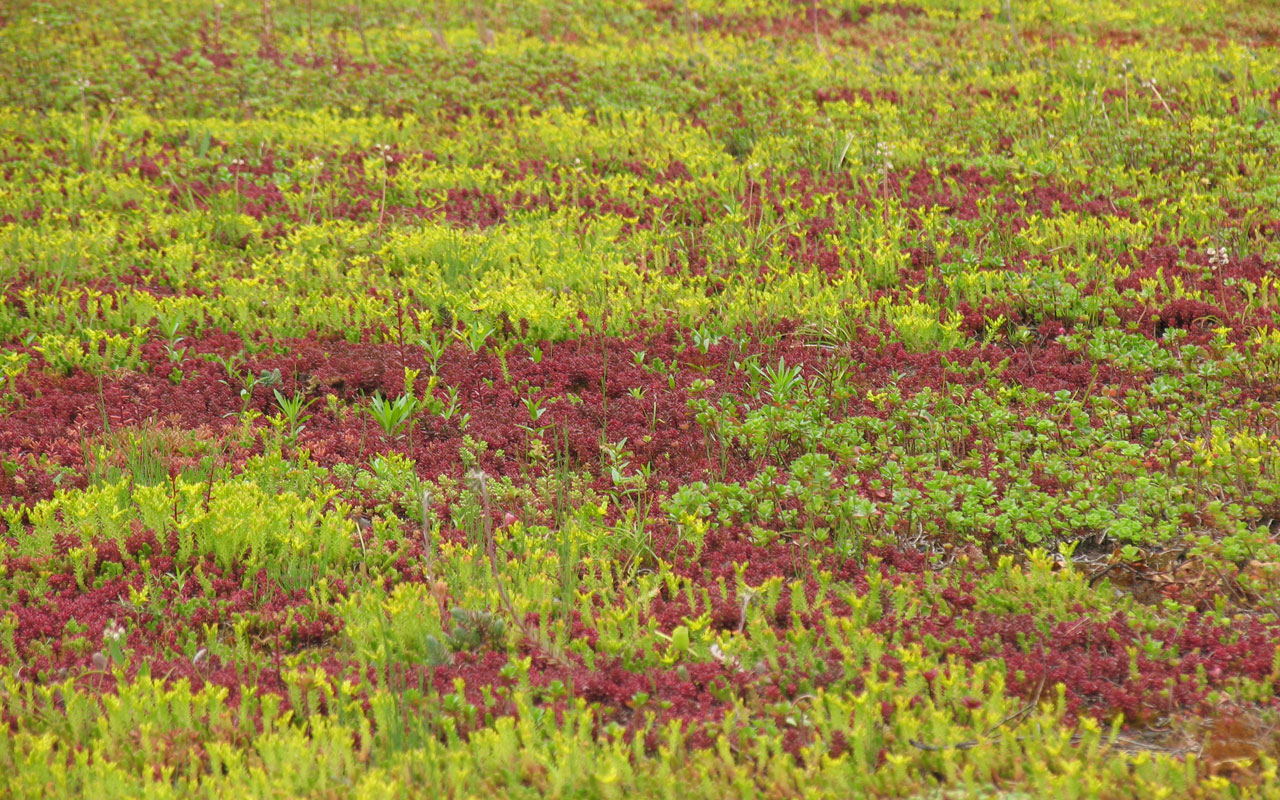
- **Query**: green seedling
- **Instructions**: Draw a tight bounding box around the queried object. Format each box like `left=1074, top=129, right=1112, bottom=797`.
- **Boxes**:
left=368, top=391, right=420, bottom=441
left=272, top=389, right=315, bottom=447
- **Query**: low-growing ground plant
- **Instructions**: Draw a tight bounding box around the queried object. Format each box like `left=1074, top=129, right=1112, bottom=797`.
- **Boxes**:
left=1, top=0, right=1280, bottom=796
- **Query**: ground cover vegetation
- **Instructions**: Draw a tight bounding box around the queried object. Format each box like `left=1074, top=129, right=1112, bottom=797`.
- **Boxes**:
left=1, top=0, right=1279, bottom=795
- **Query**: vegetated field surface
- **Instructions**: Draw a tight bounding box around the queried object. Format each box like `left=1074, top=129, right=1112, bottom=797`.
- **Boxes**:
left=1, top=0, right=1280, bottom=797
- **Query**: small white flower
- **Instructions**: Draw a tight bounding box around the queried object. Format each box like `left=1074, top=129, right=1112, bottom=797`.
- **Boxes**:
left=1208, top=247, right=1229, bottom=269
left=709, top=642, right=741, bottom=670
left=875, top=141, right=895, bottom=170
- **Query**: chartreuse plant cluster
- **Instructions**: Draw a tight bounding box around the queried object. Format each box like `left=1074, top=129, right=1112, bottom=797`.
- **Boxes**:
left=0, top=662, right=1203, bottom=799
left=3, top=0, right=1280, bottom=796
